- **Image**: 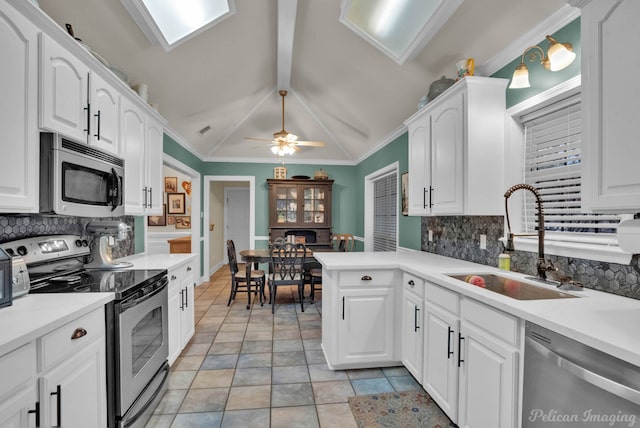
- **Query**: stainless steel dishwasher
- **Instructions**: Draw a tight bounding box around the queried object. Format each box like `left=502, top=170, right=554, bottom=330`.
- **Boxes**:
left=523, top=322, right=640, bottom=427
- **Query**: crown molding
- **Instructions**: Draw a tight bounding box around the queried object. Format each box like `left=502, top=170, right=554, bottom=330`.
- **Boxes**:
left=164, top=126, right=206, bottom=161
left=203, top=155, right=356, bottom=166
left=354, top=124, right=407, bottom=165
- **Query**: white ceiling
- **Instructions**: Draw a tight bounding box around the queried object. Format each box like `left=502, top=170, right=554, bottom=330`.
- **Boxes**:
left=37, top=0, right=570, bottom=164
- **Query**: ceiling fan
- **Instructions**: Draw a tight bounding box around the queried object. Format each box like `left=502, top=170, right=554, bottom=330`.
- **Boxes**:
left=246, top=90, right=325, bottom=155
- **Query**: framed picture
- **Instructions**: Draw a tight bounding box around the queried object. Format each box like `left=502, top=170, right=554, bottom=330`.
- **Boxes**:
left=167, top=216, right=176, bottom=226
left=147, top=204, right=166, bottom=226
left=401, top=172, right=409, bottom=216
left=165, top=177, right=178, bottom=193
left=167, top=193, right=185, bottom=214
left=175, top=216, right=191, bottom=229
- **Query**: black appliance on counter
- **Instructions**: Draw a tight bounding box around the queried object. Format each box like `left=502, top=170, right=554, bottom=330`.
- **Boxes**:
left=0, top=235, right=169, bottom=428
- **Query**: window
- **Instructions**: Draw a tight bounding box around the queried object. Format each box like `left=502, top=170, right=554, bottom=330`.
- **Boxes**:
left=364, top=163, right=398, bottom=252
left=372, top=170, right=397, bottom=251
left=521, top=93, right=621, bottom=237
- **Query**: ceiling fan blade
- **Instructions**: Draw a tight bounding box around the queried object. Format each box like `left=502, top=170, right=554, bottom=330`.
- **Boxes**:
left=245, top=137, right=274, bottom=143
left=294, top=140, right=325, bottom=147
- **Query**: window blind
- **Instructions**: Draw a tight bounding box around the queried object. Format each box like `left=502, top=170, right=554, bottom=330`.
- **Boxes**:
left=522, top=94, right=619, bottom=235
left=373, top=171, right=397, bottom=251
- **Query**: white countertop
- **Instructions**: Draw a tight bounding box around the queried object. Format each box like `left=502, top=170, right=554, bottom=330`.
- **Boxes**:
left=0, top=293, right=113, bottom=357
left=314, top=250, right=640, bottom=367
left=117, top=253, right=197, bottom=270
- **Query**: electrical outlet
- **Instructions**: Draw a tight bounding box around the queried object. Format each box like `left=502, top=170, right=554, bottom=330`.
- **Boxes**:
left=428, top=230, right=433, bottom=242
left=480, top=234, right=487, bottom=249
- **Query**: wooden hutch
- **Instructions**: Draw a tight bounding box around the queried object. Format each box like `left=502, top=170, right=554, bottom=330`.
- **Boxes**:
left=267, top=178, right=334, bottom=249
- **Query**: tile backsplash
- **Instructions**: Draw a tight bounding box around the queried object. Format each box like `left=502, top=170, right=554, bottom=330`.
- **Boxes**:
left=0, top=214, right=135, bottom=259
left=421, top=216, right=640, bottom=300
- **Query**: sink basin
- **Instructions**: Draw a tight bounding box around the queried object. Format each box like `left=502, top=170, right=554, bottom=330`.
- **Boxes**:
left=448, top=274, right=579, bottom=300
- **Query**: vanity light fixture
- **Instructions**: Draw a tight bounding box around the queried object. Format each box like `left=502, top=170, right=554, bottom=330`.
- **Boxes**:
left=509, top=35, right=576, bottom=89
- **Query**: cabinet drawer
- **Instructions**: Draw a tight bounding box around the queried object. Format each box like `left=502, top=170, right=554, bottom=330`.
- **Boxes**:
left=425, top=281, right=459, bottom=314
left=402, top=272, right=424, bottom=298
left=461, top=298, right=519, bottom=346
left=39, top=307, right=105, bottom=371
left=338, top=270, right=396, bottom=286
left=0, top=342, right=36, bottom=399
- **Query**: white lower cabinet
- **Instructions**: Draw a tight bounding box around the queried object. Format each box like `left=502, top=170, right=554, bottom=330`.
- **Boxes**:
left=401, top=273, right=424, bottom=380
left=0, top=306, right=107, bottom=428
left=168, top=258, right=196, bottom=365
left=423, top=281, right=520, bottom=428
left=322, top=269, right=398, bottom=369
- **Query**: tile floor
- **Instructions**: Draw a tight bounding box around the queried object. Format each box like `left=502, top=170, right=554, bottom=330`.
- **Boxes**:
left=146, top=266, right=423, bottom=427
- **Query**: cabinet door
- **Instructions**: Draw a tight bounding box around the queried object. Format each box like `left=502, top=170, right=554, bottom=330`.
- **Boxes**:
left=180, top=271, right=195, bottom=348
left=39, top=339, right=107, bottom=428
left=145, top=117, right=164, bottom=215
left=273, top=184, right=299, bottom=225
left=0, top=2, right=39, bottom=212
left=582, top=0, right=640, bottom=211
left=90, top=72, right=119, bottom=155
left=430, top=90, right=463, bottom=214
left=401, top=289, right=423, bottom=380
left=457, top=323, right=518, bottom=428
left=338, top=288, right=394, bottom=365
left=0, top=386, right=38, bottom=428
left=121, top=97, right=146, bottom=215
left=40, top=34, right=89, bottom=142
left=423, top=303, right=459, bottom=423
left=302, top=185, right=329, bottom=226
left=407, top=115, right=431, bottom=216
left=167, top=278, right=182, bottom=365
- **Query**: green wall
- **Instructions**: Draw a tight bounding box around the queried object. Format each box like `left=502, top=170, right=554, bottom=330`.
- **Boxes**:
left=353, top=133, right=422, bottom=250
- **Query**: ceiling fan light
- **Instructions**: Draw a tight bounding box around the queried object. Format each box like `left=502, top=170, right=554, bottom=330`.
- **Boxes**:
left=271, top=145, right=280, bottom=155
left=284, top=144, right=295, bottom=155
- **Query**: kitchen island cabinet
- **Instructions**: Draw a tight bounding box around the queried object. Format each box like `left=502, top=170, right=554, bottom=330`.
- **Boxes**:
left=322, top=268, right=399, bottom=369
left=579, top=0, right=640, bottom=212
left=0, top=0, right=40, bottom=213
left=404, top=76, right=507, bottom=216
left=401, top=272, right=424, bottom=380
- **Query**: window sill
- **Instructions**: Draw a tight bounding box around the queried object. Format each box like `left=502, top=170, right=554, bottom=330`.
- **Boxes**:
left=498, top=236, right=633, bottom=265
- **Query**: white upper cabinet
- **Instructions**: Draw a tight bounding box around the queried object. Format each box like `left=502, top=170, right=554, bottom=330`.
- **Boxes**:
left=90, top=71, right=120, bottom=155
left=580, top=0, right=640, bottom=212
left=40, top=33, right=90, bottom=142
left=0, top=0, right=40, bottom=213
left=405, top=77, right=508, bottom=216
left=122, top=97, right=164, bottom=216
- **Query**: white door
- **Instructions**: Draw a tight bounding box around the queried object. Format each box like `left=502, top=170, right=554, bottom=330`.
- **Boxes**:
left=225, top=187, right=250, bottom=259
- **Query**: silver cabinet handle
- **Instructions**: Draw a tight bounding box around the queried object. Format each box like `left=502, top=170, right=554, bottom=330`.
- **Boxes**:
left=527, top=337, right=640, bottom=405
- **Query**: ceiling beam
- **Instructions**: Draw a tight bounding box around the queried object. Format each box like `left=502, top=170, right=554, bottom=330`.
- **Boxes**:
left=277, top=0, right=298, bottom=91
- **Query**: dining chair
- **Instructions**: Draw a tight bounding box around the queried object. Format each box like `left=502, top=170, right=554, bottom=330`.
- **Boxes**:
left=269, top=241, right=306, bottom=313
left=303, top=260, right=323, bottom=304
left=333, top=233, right=356, bottom=252
left=226, top=240, right=265, bottom=309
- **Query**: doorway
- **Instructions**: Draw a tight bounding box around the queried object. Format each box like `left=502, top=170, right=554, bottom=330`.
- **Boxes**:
left=224, top=187, right=250, bottom=260
left=203, top=176, right=255, bottom=276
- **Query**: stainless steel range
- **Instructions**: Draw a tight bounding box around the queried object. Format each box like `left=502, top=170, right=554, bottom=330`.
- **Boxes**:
left=0, top=234, right=170, bottom=428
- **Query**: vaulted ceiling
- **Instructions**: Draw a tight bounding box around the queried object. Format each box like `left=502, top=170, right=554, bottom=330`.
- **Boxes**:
left=38, top=0, right=570, bottom=164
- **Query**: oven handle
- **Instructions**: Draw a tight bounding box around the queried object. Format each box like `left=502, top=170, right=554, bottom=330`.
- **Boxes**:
left=122, top=362, right=169, bottom=428
left=527, top=336, right=640, bottom=405
left=120, top=278, right=168, bottom=312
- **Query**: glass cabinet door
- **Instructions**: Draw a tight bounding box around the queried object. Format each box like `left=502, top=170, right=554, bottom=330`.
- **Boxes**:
left=276, top=187, right=297, bottom=223
left=303, top=187, right=325, bottom=224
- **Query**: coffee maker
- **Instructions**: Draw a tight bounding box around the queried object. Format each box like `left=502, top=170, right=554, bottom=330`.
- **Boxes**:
left=85, top=221, right=134, bottom=269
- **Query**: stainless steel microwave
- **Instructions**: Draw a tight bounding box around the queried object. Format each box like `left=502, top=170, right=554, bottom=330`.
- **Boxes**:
left=40, top=133, right=125, bottom=217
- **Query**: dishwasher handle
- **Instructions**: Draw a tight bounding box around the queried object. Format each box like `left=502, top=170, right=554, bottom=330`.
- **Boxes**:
left=527, top=336, right=640, bottom=406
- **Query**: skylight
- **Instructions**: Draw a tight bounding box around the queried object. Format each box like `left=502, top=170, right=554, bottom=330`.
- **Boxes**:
left=121, top=0, right=235, bottom=51
left=339, top=0, right=463, bottom=65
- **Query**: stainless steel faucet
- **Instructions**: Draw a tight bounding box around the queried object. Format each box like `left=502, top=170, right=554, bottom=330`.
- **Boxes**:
left=504, top=184, right=557, bottom=280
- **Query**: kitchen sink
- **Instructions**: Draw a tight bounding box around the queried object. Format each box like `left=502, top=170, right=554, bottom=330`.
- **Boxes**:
left=448, top=274, right=580, bottom=300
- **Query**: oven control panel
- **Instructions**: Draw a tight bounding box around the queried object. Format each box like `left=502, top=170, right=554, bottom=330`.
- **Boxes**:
left=0, top=235, right=90, bottom=265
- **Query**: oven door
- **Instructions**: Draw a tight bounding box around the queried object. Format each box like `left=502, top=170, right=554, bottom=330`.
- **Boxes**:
left=117, top=280, right=168, bottom=414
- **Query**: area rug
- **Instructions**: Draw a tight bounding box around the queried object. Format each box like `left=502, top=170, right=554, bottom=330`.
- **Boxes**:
left=348, top=390, right=452, bottom=428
